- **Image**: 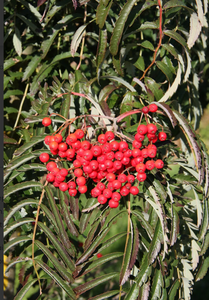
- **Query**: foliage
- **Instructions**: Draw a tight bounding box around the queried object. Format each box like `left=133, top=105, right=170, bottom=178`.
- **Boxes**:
left=4, top=0, right=209, bottom=299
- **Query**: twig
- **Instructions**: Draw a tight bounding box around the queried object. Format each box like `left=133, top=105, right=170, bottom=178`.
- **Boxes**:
left=13, top=83, right=29, bottom=130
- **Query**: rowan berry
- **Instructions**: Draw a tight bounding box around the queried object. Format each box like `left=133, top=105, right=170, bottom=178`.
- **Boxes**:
left=110, top=141, right=119, bottom=151
left=81, top=140, right=91, bottom=150
left=127, top=174, right=135, bottom=183
left=120, top=186, right=130, bottom=196
left=91, top=145, right=102, bottom=157
left=78, top=185, right=87, bottom=194
left=69, top=189, right=77, bottom=196
left=49, top=141, right=59, bottom=151
left=112, top=180, right=122, bottom=190
left=102, top=143, right=112, bottom=154
left=155, top=159, right=164, bottom=169
left=141, top=148, right=149, bottom=158
left=124, top=149, right=132, bottom=157
left=58, top=143, right=68, bottom=152
left=137, top=124, right=147, bottom=135
left=103, top=189, right=112, bottom=198
left=67, top=134, right=77, bottom=144
left=83, top=150, right=93, bottom=161
left=136, top=163, right=146, bottom=173
left=109, top=200, right=119, bottom=208
left=59, top=182, right=68, bottom=192
left=74, top=169, right=83, bottom=177
left=51, top=167, right=60, bottom=175
left=119, top=141, right=129, bottom=153
left=76, top=176, right=86, bottom=186
left=71, top=141, right=81, bottom=151
left=44, top=135, right=52, bottom=145
left=54, top=134, right=63, bottom=143
left=98, top=195, right=108, bottom=204
left=147, top=124, right=157, bottom=134
left=74, top=129, right=84, bottom=139
left=46, top=173, right=55, bottom=182
left=137, top=173, right=147, bottom=182
left=112, top=192, right=121, bottom=202
left=132, top=149, right=141, bottom=158
left=132, top=140, right=142, bottom=149
left=66, top=149, right=75, bottom=159
left=73, top=160, right=82, bottom=168
left=83, top=165, right=93, bottom=174
left=91, top=187, right=101, bottom=197
left=42, top=117, right=51, bottom=127
left=115, top=151, right=124, bottom=161
left=105, top=160, right=114, bottom=169
left=59, top=168, right=68, bottom=177
left=148, top=103, right=158, bottom=113
left=121, top=157, right=130, bottom=165
left=130, top=186, right=139, bottom=195
left=89, top=160, right=99, bottom=170
left=39, top=153, right=50, bottom=163
left=68, top=181, right=76, bottom=189
left=97, top=182, right=106, bottom=191
left=46, top=161, right=57, bottom=171
left=135, top=133, right=145, bottom=142
left=113, top=160, right=122, bottom=170
left=158, top=132, right=167, bottom=141
left=142, top=106, right=149, bottom=114
left=98, top=134, right=107, bottom=144
left=105, top=131, right=115, bottom=141
left=118, top=173, right=127, bottom=183
left=145, top=160, right=155, bottom=170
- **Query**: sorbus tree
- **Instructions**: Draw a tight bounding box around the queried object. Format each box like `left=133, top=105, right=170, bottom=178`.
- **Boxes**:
left=4, top=1, right=209, bottom=300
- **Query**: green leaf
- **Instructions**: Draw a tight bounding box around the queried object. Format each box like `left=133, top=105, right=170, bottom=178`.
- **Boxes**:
left=4, top=236, right=32, bottom=253
left=4, top=134, right=17, bottom=145
left=41, top=29, right=60, bottom=59
left=60, top=93, right=71, bottom=119
left=170, top=206, right=180, bottom=246
left=18, top=0, right=43, bottom=21
left=145, top=77, right=164, bottom=101
left=37, top=221, right=75, bottom=271
left=150, top=268, right=164, bottom=300
left=132, top=210, right=153, bottom=239
left=198, top=197, right=208, bottom=241
left=4, top=217, right=35, bottom=237
left=164, top=30, right=188, bottom=49
left=156, top=61, right=174, bottom=83
left=59, top=191, right=79, bottom=237
left=96, top=29, right=107, bottom=68
left=154, top=102, right=177, bottom=128
left=70, top=24, right=87, bottom=56
left=4, top=89, right=23, bottom=100
left=4, top=181, right=43, bottom=199
left=22, top=56, right=42, bottom=82
left=110, top=0, right=138, bottom=56
left=98, top=84, right=118, bottom=102
left=141, top=40, right=155, bottom=51
left=195, top=257, right=209, bottom=281
left=96, top=0, right=113, bottom=29
left=13, top=136, right=45, bottom=157
left=168, top=279, right=180, bottom=300
left=98, top=231, right=127, bottom=252
left=16, top=14, right=43, bottom=38
left=135, top=254, right=152, bottom=286
left=45, top=186, right=75, bottom=257
left=134, top=56, right=145, bottom=71
left=4, top=57, right=23, bottom=71
left=148, top=219, right=163, bottom=264
left=161, top=44, right=179, bottom=59
left=124, top=282, right=140, bottom=300
left=35, top=259, right=76, bottom=299
left=14, top=278, right=38, bottom=300
left=101, top=75, right=136, bottom=92
left=129, top=1, right=157, bottom=27
left=89, top=290, right=120, bottom=300
left=120, top=233, right=132, bottom=285
left=73, top=272, right=119, bottom=295
left=163, top=0, right=192, bottom=11
left=35, top=240, right=74, bottom=282
left=4, top=199, right=38, bottom=226
left=13, top=28, right=22, bottom=56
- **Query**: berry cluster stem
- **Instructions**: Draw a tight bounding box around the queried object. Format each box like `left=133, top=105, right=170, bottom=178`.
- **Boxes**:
left=139, top=0, right=163, bottom=81
left=32, top=181, right=48, bottom=295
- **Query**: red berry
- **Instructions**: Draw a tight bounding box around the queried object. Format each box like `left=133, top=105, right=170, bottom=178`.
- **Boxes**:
left=105, top=131, right=115, bottom=141
left=142, top=106, right=149, bottom=114
left=59, top=182, right=68, bottom=192
left=54, top=134, right=63, bottom=143
left=98, top=195, right=108, bottom=204
left=147, top=148, right=157, bottom=158
left=106, top=151, right=115, bottom=160
left=105, top=160, right=114, bottom=169
left=59, top=168, right=68, bottom=177
left=121, top=157, right=130, bottom=165
left=55, top=174, right=65, bottom=182
left=71, top=141, right=81, bottom=151
left=98, top=134, right=107, bottom=144
left=148, top=103, right=158, bottom=113
left=135, top=133, right=145, bottom=142
left=51, top=167, right=60, bottom=175
left=58, top=151, right=67, bottom=158
left=46, top=173, right=55, bottom=182
left=83, top=165, right=93, bottom=174
left=81, top=140, right=91, bottom=150
left=147, top=133, right=157, bottom=141
left=110, top=141, right=119, bottom=151
left=76, top=176, right=86, bottom=186
left=136, top=163, right=146, bottom=173
left=112, top=192, right=121, bottom=202
left=158, top=132, right=167, bottom=141
left=102, top=143, right=112, bottom=154
left=97, top=154, right=106, bottom=164
left=58, top=142, right=68, bottom=152
left=119, top=141, right=129, bottom=153
left=132, top=149, right=141, bottom=158
left=120, top=186, right=130, bottom=196
left=97, top=253, right=103, bottom=258
left=145, top=160, right=155, bottom=170
left=46, top=161, right=57, bottom=171
left=91, top=145, right=102, bottom=157
left=124, top=149, right=132, bottom=157
left=125, top=182, right=132, bottom=190
left=78, top=185, right=87, bottom=194
left=69, top=189, right=77, bottom=196
left=42, top=117, right=51, bottom=127
left=73, top=160, right=82, bottom=168
left=91, top=187, right=101, bottom=197
left=83, top=150, right=93, bottom=161
left=147, top=123, right=157, bottom=134
left=67, top=134, right=77, bottom=144
left=102, top=188, right=112, bottom=198
left=141, top=148, right=149, bottom=158
left=109, top=200, right=119, bottom=208
left=66, top=149, right=75, bottom=159
left=39, top=153, right=50, bottom=163
left=112, top=180, right=122, bottom=190
left=44, top=135, right=52, bottom=145
left=68, top=181, right=76, bottom=189
left=132, top=140, right=142, bottom=149
left=74, top=169, right=83, bottom=177
left=155, top=159, right=164, bottom=169
left=50, top=149, right=58, bottom=155
left=137, top=173, right=147, bottom=182
left=137, top=124, right=147, bottom=135
left=97, top=182, right=106, bottom=191
left=127, top=174, right=135, bottom=183
left=115, top=151, right=124, bottom=161
left=49, top=141, right=59, bottom=151
left=130, top=186, right=139, bottom=195
left=118, top=174, right=127, bottom=183
left=89, top=160, right=99, bottom=170
left=74, top=129, right=84, bottom=139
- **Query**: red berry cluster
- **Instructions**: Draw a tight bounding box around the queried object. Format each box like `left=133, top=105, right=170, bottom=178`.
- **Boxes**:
left=39, top=108, right=166, bottom=208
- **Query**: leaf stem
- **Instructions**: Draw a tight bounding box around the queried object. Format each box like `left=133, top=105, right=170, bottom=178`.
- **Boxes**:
left=13, top=83, right=29, bottom=130
left=119, top=196, right=131, bottom=300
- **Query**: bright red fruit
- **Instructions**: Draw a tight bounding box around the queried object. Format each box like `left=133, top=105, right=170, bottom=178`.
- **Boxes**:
left=142, top=106, right=149, bottom=114
left=130, top=186, right=139, bottom=195
left=76, top=176, right=86, bottom=186
left=98, top=134, right=107, bottom=144
left=158, top=132, right=167, bottom=141
left=42, top=117, right=51, bottom=127
left=68, top=189, right=77, bottom=196
left=46, top=161, right=57, bottom=171
left=39, top=153, right=50, bottom=163
left=148, top=103, right=158, bottom=112
left=98, top=195, right=108, bottom=204
left=59, top=182, right=68, bottom=192
left=147, top=123, right=157, bottom=134
left=78, top=185, right=87, bottom=194
left=74, top=129, right=84, bottom=139
left=155, top=159, right=164, bottom=169
left=137, top=173, right=147, bottom=182
left=54, top=134, right=63, bottom=143
left=137, top=124, right=147, bottom=135
left=105, top=131, right=115, bottom=141
left=46, top=173, right=55, bottom=182
left=109, top=200, right=119, bottom=208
